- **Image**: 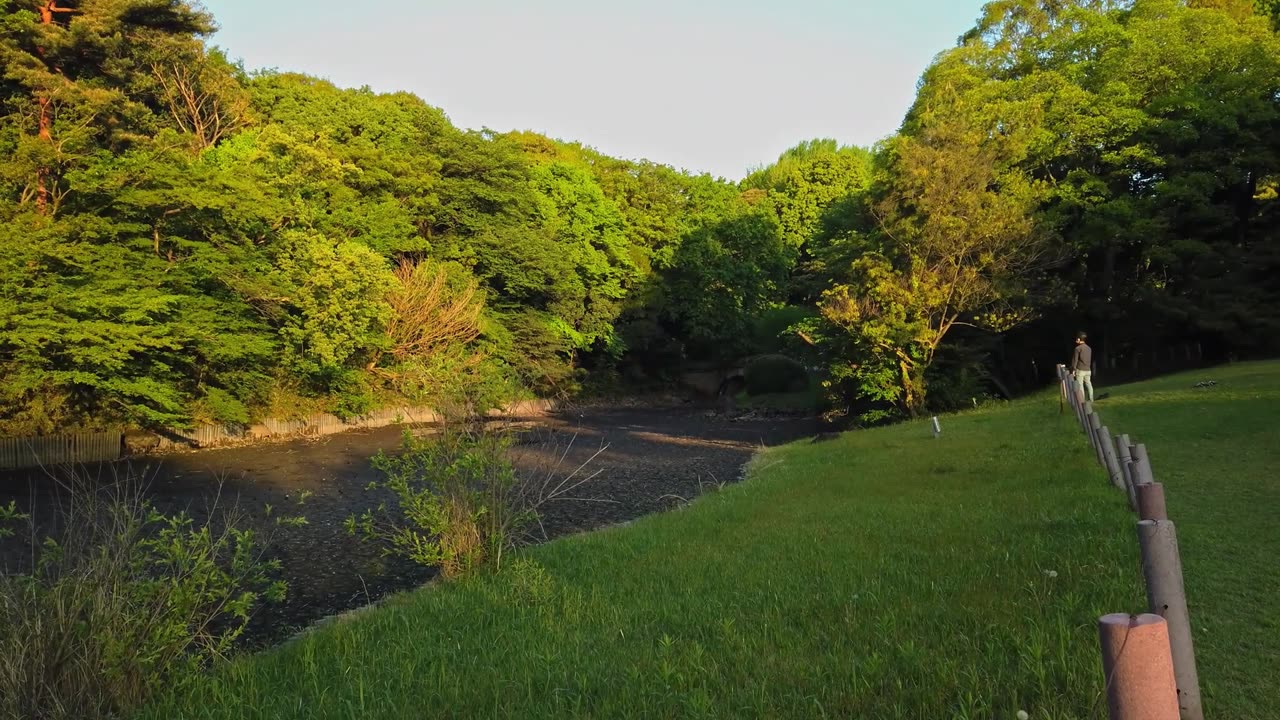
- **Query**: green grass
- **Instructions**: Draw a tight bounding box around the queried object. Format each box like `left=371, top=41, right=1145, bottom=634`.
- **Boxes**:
left=139, top=362, right=1280, bottom=719
left=1086, top=361, right=1280, bottom=719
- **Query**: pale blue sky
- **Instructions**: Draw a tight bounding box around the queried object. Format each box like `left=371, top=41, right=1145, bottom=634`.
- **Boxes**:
left=201, top=0, right=986, bottom=180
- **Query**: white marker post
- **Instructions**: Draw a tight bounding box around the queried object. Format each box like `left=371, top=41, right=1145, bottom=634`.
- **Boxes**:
left=931, top=416, right=941, bottom=439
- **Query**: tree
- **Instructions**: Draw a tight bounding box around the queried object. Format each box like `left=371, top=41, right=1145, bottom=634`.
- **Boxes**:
left=0, top=0, right=214, bottom=214
left=664, top=208, right=791, bottom=360
left=817, top=99, right=1053, bottom=415
left=146, top=46, right=251, bottom=150
left=270, top=230, right=393, bottom=382
left=743, top=139, right=872, bottom=255
left=527, top=160, right=636, bottom=351
left=376, top=258, right=483, bottom=369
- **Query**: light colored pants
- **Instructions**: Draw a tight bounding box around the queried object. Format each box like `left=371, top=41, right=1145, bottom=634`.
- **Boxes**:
left=1074, top=370, right=1094, bottom=402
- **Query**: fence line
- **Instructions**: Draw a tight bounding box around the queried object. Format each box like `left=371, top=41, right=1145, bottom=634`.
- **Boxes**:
left=145, top=404, right=446, bottom=453
left=0, top=400, right=555, bottom=471
left=1058, top=364, right=1203, bottom=720
left=0, top=431, right=123, bottom=470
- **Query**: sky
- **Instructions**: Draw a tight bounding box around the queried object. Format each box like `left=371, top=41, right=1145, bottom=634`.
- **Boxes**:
left=200, top=0, right=986, bottom=180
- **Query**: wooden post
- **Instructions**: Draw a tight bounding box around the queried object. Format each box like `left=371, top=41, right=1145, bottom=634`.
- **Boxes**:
left=1137, top=520, right=1203, bottom=720
left=1058, top=365, right=1067, bottom=414
left=1115, top=434, right=1137, bottom=509
left=1098, top=425, right=1125, bottom=491
left=1137, top=482, right=1168, bottom=521
left=1088, top=412, right=1106, bottom=467
left=1098, top=613, right=1181, bottom=720
left=1131, top=444, right=1155, bottom=486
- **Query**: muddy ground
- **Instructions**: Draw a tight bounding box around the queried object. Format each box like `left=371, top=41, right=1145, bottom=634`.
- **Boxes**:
left=0, top=406, right=817, bottom=649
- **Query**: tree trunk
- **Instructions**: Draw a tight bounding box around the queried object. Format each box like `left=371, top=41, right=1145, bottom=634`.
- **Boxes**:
left=1237, top=169, right=1255, bottom=246
left=33, top=2, right=73, bottom=215
left=35, top=4, right=54, bottom=214
left=36, top=96, right=51, bottom=214
left=899, top=358, right=925, bottom=418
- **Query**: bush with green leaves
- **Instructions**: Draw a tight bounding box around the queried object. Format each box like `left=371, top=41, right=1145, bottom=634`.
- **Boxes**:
left=347, top=422, right=606, bottom=579
left=751, top=306, right=817, bottom=355
left=347, top=427, right=529, bottom=578
left=0, top=476, right=285, bottom=720
left=743, top=354, right=810, bottom=396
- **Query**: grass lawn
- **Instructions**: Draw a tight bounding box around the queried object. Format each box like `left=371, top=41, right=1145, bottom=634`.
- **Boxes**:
left=1085, top=361, right=1280, bottom=719
left=140, top=362, right=1279, bottom=719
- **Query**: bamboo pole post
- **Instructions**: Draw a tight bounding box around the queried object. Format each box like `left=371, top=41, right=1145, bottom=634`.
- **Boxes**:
left=1137, top=520, right=1202, bottom=720
left=1114, top=434, right=1138, bottom=509
left=1088, top=412, right=1106, bottom=467
left=1098, top=425, right=1125, bottom=491
left=1131, top=444, right=1155, bottom=486
left=1058, top=365, right=1068, bottom=414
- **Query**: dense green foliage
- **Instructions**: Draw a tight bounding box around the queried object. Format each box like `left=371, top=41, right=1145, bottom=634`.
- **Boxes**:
left=789, top=0, right=1280, bottom=421
left=346, top=428, right=529, bottom=579
left=742, top=354, right=809, bottom=395
left=1, top=0, right=1276, bottom=432
left=0, top=1, right=787, bottom=433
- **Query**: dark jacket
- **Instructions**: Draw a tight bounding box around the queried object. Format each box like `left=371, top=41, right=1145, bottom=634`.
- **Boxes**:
left=1071, top=343, right=1093, bottom=372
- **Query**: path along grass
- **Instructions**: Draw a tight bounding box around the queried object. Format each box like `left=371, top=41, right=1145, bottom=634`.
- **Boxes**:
left=140, top=362, right=1279, bottom=719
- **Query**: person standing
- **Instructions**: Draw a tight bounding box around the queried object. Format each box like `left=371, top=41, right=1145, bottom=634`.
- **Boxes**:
left=1071, top=331, right=1094, bottom=402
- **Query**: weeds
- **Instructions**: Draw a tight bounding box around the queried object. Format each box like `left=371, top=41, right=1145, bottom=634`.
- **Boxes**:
left=0, top=469, right=285, bottom=720
left=346, top=421, right=607, bottom=577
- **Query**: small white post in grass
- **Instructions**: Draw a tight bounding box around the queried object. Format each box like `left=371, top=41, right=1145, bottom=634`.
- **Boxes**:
left=931, top=416, right=941, bottom=438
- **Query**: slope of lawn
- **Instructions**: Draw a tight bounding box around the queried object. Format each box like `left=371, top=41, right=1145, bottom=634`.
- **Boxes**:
left=1084, top=360, right=1280, bottom=719
left=140, top=362, right=1279, bottom=720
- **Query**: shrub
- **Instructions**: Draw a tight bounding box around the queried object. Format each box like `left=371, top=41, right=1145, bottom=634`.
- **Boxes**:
left=347, top=424, right=606, bottom=578
left=0, top=473, right=285, bottom=720
left=925, top=343, right=995, bottom=413
left=327, top=368, right=379, bottom=421
left=744, top=354, right=810, bottom=395
left=348, top=427, right=523, bottom=578
left=752, top=306, right=817, bottom=355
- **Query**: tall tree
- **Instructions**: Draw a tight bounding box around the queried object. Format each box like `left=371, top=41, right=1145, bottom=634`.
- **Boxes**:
left=743, top=139, right=872, bottom=254
left=0, top=0, right=213, bottom=213
left=817, top=106, right=1052, bottom=415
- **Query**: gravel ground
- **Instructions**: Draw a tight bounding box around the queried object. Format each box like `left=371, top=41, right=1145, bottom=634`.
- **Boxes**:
left=0, top=406, right=816, bottom=649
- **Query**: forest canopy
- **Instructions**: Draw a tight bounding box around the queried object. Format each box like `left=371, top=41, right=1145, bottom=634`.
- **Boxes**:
left=0, top=0, right=1276, bottom=433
